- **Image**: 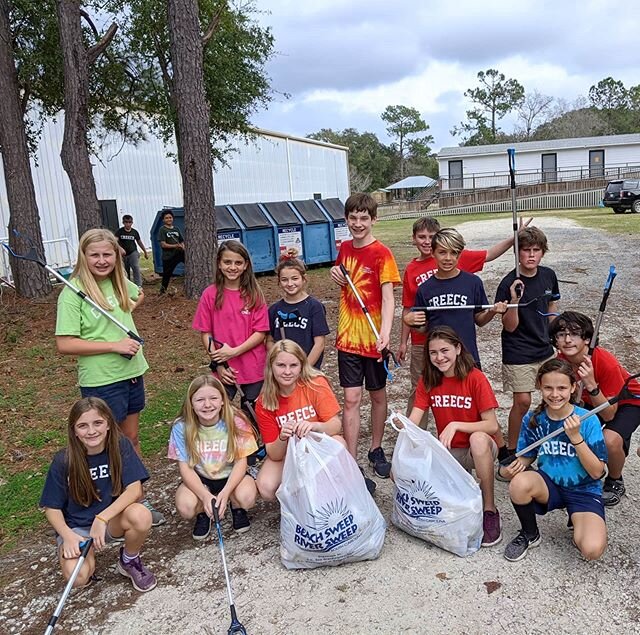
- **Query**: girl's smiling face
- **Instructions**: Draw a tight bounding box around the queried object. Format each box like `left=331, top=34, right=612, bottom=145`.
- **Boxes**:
left=428, top=337, right=460, bottom=377
left=539, top=371, right=575, bottom=417
left=278, top=266, right=306, bottom=300
left=191, top=385, right=224, bottom=426
left=85, top=241, right=117, bottom=281
left=272, top=351, right=302, bottom=394
left=218, top=249, right=248, bottom=286
left=74, top=408, right=110, bottom=454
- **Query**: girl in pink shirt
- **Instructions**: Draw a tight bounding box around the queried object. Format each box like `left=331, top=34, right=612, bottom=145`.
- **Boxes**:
left=192, top=241, right=269, bottom=417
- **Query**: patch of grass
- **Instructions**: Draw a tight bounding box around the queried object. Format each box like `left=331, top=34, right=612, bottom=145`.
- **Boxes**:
left=21, top=429, right=65, bottom=450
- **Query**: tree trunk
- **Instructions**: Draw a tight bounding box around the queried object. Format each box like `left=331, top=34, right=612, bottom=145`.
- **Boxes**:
left=56, top=0, right=102, bottom=236
left=167, top=0, right=216, bottom=298
left=0, top=0, right=52, bottom=298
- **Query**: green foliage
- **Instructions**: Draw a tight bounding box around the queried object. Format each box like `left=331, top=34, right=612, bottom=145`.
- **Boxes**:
left=453, top=69, right=524, bottom=145
left=587, top=77, right=640, bottom=134
left=381, top=105, right=433, bottom=178
left=307, top=128, right=396, bottom=191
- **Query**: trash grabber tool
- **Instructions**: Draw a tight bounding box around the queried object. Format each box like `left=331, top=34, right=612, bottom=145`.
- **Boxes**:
left=500, top=371, right=640, bottom=465
left=44, top=538, right=93, bottom=635
left=411, top=292, right=560, bottom=316
left=507, top=148, right=520, bottom=286
left=212, top=505, right=248, bottom=635
left=338, top=263, right=399, bottom=379
left=2, top=230, right=143, bottom=358
left=589, top=265, right=617, bottom=355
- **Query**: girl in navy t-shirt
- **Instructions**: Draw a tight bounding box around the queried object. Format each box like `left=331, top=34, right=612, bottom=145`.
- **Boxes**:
left=40, top=397, right=156, bottom=592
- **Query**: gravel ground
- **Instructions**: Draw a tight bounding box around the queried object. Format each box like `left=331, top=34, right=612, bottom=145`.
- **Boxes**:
left=2, top=216, right=640, bottom=635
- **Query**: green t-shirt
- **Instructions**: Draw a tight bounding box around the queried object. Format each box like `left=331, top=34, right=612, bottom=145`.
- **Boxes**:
left=55, top=278, right=148, bottom=387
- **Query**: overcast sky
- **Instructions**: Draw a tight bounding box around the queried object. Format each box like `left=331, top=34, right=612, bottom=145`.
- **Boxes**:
left=251, top=0, right=640, bottom=151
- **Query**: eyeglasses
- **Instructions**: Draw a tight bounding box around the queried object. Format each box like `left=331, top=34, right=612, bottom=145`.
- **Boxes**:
left=554, top=330, right=583, bottom=340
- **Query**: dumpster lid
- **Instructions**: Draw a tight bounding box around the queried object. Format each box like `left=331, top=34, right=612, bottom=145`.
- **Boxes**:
left=318, top=198, right=344, bottom=221
left=214, top=205, right=240, bottom=231
left=291, top=199, right=327, bottom=223
left=229, top=203, right=271, bottom=228
left=261, top=201, right=299, bottom=225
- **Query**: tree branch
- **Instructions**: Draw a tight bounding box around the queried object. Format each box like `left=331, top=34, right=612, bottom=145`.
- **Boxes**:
left=87, top=22, right=117, bottom=65
left=202, top=2, right=226, bottom=47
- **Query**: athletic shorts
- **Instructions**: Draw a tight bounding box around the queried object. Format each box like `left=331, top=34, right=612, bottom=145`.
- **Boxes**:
left=534, top=470, right=605, bottom=520
left=56, top=524, right=119, bottom=549
left=502, top=355, right=555, bottom=393
left=198, top=473, right=229, bottom=495
left=449, top=438, right=498, bottom=473
left=338, top=350, right=387, bottom=391
left=81, top=375, right=145, bottom=424
left=603, top=404, right=640, bottom=456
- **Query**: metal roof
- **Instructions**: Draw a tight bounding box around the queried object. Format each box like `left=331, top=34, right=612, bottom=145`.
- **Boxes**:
left=437, top=133, right=640, bottom=160
left=385, top=175, right=437, bottom=190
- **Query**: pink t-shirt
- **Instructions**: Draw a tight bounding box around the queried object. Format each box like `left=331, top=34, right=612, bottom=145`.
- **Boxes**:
left=192, top=286, right=269, bottom=384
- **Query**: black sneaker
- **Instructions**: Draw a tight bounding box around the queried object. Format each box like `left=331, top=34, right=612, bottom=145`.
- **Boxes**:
left=192, top=512, right=211, bottom=540
left=231, top=508, right=251, bottom=534
left=497, top=445, right=512, bottom=462
left=602, top=476, right=625, bottom=507
left=359, top=467, right=377, bottom=496
left=504, top=530, right=541, bottom=562
left=368, top=447, right=391, bottom=479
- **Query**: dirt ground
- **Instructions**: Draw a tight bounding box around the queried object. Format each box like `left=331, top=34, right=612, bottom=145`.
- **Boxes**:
left=2, top=216, right=640, bottom=634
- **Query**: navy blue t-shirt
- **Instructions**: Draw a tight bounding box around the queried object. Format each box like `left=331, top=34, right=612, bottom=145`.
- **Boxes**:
left=495, top=266, right=560, bottom=364
left=268, top=296, right=330, bottom=368
left=39, top=437, right=149, bottom=528
left=414, top=271, right=488, bottom=364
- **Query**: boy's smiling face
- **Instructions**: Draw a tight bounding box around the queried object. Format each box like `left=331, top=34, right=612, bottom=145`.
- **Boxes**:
left=413, top=229, right=437, bottom=258
left=346, top=210, right=375, bottom=243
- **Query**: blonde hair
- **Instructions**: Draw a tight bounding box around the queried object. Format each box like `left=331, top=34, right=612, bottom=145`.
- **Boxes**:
left=177, top=375, right=253, bottom=467
left=261, top=340, right=326, bottom=411
left=71, top=229, right=131, bottom=312
left=432, top=228, right=465, bottom=254
left=66, top=397, right=123, bottom=507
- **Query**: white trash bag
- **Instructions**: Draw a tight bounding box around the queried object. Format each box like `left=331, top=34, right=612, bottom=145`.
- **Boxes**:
left=277, top=432, right=386, bottom=569
left=389, top=412, right=483, bottom=557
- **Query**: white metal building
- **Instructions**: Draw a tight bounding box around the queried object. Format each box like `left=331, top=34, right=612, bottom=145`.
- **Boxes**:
left=0, top=117, right=349, bottom=276
left=437, top=133, right=640, bottom=191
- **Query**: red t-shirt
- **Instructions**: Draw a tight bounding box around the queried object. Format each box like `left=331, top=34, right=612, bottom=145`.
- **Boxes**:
left=255, top=376, right=341, bottom=444
left=402, top=249, right=487, bottom=345
left=413, top=367, right=499, bottom=448
left=558, top=347, right=640, bottom=408
left=336, top=239, right=400, bottom=358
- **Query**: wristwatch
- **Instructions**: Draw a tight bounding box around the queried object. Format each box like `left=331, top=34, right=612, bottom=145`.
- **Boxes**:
left=588, top=385, right=600, bottom=397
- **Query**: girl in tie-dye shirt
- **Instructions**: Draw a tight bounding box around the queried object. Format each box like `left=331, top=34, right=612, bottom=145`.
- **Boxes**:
left=168, top=375, right=258, bottom=539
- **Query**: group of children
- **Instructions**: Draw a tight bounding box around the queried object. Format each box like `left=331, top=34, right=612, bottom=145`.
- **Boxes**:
left=41, top=193, right=640, bottom=594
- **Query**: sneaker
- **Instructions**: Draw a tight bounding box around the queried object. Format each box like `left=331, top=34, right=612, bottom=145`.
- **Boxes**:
left=359, top=467, right=377, bottom=496
left=497, top=446, right=512, bottom=462
left=231, top=507, right=251, bottom=534
left=192, top=512, right=211, bottom=540
left=159, top=286, right=166, bottom=295
left=368, top=447, right=391, bottom=479
left=504, top=530, right=541, bottom=562
left=495, top=464, right=510, bottom=483
left=481, top=510, right=502, bottom=547
left=142, top=499, right=166, bottom=526
left=117, top=548, right=157, bottom=592
left=602, top=477, right=625, bottom=507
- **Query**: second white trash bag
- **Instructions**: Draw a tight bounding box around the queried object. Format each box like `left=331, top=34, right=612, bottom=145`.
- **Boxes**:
left=277, top=432, right=386, bottom=569
left=390, top=412, right=483, bottom=557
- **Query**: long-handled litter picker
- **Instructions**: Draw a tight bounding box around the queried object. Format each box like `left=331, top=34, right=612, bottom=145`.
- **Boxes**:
left=500, top=371, right=640, bottom=466
left=2, top=230, right=143, bottom=359
left=44, top=539, right=93, bottom=635
left=338, top=264, right=399, bottom=380
left=212, top=506, right=248, bottom=635
left=507, top=148, right=519, bottom=277
left=411, top=292, right=560, bottom=317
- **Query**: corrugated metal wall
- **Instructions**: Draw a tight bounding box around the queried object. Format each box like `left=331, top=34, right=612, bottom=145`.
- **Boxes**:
left=0, top=117, right=349, bottom=278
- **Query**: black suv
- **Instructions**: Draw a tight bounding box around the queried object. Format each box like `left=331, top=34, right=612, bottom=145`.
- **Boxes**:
left=603, top=179, right=640, bottom=214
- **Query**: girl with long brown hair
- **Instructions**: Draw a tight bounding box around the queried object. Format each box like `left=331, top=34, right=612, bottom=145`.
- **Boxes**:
left=40, top=397, right=156, bottom=592
left=168, top=375, right=258, bottom=539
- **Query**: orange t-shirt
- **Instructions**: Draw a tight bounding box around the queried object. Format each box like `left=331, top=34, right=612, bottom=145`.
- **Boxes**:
left=255, top=376, right=340, bottom=444
left=335, top=239, right=400, bottom=357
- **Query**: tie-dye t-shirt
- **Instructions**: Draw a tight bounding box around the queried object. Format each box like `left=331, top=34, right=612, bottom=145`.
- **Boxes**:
left=167, top=415, right=257, bottom=480
left=517, top=406, right=607, bottom=494
left=336, top=240, right=400, bottom=358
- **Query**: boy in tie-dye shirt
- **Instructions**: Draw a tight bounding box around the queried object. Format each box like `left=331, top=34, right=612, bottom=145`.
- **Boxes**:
left=330, top=193, right=400, bottom=491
